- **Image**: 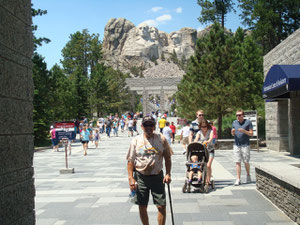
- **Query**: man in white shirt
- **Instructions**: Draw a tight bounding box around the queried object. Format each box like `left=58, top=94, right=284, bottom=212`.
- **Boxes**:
left=162, top=122, right=172, bottom=145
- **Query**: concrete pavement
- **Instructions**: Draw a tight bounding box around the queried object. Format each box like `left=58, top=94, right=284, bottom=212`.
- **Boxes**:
left=34, top=122, right=298, bottom=225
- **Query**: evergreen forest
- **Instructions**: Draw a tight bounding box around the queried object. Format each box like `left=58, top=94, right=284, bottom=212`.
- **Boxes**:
left=32, top=0, right=300, bottom=145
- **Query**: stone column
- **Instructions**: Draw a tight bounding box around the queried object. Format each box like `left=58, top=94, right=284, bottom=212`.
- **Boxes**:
left=143, top=90, right=149, bottom=116
left=277, top=100, right=289, bottom=151
left=265, top=100, right=289, bottom=152
left=0, top=1, right=35, bottom=225
left=160, top=88, right=165, bottom=112
left=288, top=93, right=300, bottom=155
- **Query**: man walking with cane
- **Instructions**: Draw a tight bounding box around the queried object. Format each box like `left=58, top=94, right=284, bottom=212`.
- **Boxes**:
left=126, top=115, right=172, bottom=225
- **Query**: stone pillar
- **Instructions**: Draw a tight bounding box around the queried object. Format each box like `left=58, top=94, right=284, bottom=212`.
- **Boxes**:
left=160, top=88, right=165, bottom=112
left=277, top=100, right=289, bottom=151
left=0, top=1, right=35, bottom=225
left=265, top=100, right=289, bottom=152
left=143, top=90, right=149, bottom=116
left=288, top=94, right=300, bottom=155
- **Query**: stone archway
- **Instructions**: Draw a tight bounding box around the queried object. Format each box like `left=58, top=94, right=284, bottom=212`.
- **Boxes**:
left=0, top=2, right=35, bottom=224
left=126, top=77, right=181, bottom=115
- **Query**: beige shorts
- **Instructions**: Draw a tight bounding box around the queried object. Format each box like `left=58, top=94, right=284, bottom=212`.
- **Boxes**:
left=233, top=145, right=250, bottom=163
left=181, top=137, right=189, bottom=145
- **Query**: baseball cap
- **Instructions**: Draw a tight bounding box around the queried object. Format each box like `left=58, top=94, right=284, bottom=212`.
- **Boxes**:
left=142, top=116, right=155, bottom=125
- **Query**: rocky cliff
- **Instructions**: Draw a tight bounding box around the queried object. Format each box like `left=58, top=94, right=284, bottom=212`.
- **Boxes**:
left=102, top=18, right=197, bottom=76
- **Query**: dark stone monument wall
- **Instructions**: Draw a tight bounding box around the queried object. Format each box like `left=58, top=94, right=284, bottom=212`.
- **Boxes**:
left=0, top=1, right=35, bottom=224
left=256, top=168, right=300, bottom=224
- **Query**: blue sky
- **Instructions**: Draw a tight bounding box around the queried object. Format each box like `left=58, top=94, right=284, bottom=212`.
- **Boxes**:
left=32, top=0, right=244, bottom=69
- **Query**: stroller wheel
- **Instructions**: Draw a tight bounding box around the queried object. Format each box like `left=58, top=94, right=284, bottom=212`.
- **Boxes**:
left=187, top=183, right=191, bottom=193
left=204, top=184, right=209, bottom=193
left=211, top=180, right=215, bottom=190
left=182, top=183, right=187, bottom=193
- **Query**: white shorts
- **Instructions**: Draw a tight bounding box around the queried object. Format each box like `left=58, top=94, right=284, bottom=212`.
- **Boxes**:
left=181, top=137, right=189, bottom=145
left=233, top=145, right=250, bottom=163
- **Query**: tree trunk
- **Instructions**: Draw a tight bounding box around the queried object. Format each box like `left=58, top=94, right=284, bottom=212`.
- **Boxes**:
left=222, top=12, right=225, bottom=28
left=218, top=113, right=223, bottom=139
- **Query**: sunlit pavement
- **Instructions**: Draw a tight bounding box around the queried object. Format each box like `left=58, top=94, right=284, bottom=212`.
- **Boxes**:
left=34, top=119, right=297, bottom=225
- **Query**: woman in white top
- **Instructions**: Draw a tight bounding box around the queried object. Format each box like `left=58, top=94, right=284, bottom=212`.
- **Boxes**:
left=180, top=122, right=190, bottom=154
left=194, top=119, right=214, bottom=185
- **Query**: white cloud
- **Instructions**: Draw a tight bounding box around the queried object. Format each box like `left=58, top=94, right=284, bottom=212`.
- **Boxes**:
left=151, top=6, right=163, bottom=12
left=156, top=14, right=172, bottom=22
left=175, top=7, right=182, bottom=13
left=142, top=19, right=158, bottom=27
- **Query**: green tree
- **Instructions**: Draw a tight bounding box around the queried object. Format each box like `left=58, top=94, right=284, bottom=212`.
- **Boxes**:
left=197, top=0, right=236, bottom=28
left=49, top=64, right=76, bottom=121
left=231, top=28, right=264, bottom=110
left=32, top=53, right=52, bottom=146
left=61, top=29, right=102, bottom=118
left=176, top=23, right=263, bottom=138
left=89, top=63, right=110, bottom=116
left=31, top=4, right=52, bottom=146
left=170, top=49, right=179, bottom=65
left=31, top=5, right=50, bottom=50
left=104, top=67, right=132, bottom=114
left=238, top=0, right=300, bottom=53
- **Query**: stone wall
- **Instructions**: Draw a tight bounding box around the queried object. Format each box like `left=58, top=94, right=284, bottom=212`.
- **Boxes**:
left=264, top=29, right=300, bottom=152
left=256, top=168, right=300, bottom=224
left=0, top=1, right=35, bottom=225
left=126, top=77, right=181, bottom=115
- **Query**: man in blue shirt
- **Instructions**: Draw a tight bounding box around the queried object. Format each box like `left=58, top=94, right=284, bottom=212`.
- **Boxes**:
left=231, top=109, right=253, bottom=186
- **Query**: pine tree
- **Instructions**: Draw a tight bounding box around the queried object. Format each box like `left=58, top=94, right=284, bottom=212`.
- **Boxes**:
left=32, top=53, right=52, bottom=146
left=49, top=64, right=76, bottom=121
left=197, top=0, right=236, bottom=28
left=176, top=23, right=263, bottom=138
left=61, top=29, right=102, bottom=118
left=238, top=0, right=300, bottom=54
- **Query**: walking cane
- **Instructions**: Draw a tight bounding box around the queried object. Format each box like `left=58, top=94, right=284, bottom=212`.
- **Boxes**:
left=167, top=183, right=175, bottom=225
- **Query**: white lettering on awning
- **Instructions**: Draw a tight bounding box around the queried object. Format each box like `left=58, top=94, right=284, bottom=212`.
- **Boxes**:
left=263, top=78, right=287, bottom=92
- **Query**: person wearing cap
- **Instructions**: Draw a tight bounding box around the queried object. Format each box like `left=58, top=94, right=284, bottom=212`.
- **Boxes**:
left=126, top=115, right=172, bottom=225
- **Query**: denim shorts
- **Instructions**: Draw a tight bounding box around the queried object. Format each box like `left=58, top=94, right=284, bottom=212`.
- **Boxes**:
left=209, top=151, right=215, bottom=158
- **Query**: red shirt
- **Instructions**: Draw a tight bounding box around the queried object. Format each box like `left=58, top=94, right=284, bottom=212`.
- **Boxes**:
left=169, top=125, right=176, bottom=133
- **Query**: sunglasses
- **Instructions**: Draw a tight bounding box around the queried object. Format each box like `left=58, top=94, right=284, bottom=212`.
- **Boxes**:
left=236, top=114, right=243, bottom=117
left=198, top=114, right=204, bottom=117
left=143, top=123, right=155, bottom=127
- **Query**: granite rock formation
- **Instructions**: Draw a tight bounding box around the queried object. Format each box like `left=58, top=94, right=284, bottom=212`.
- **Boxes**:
left=102, top=18, right=197, bottom=75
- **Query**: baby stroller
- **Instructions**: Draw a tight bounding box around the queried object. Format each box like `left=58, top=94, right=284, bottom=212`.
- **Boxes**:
left=182, top=142, right=215, bottom=193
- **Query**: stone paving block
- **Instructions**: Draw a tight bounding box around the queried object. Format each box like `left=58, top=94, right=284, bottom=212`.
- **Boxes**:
left=36, top=218, right=58, bottom=225
left=34, top=126, right=298, bottom=225
left=266, top=211, right=293, bottom=221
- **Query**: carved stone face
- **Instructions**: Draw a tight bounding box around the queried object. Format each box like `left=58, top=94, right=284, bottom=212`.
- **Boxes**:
left=170, top=32, right=182, bottom=45
left=136, top=23, right=150, bottom=39
left=149, top=27, right=159, bottom=40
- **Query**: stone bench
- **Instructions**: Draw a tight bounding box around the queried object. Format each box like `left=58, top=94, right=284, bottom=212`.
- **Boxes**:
left=254, top=162, right=300, bottom=224
left=215, top=139, right=259, bottom=150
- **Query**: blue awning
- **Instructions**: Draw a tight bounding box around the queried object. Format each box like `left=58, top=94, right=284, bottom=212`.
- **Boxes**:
left=262, top=65, right=300, bottom=99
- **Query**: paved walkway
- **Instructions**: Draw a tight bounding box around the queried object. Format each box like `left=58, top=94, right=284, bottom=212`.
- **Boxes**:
left=34, top=121, right=298, bottom=225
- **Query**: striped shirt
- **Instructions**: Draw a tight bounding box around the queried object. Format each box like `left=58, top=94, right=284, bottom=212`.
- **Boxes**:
left=190, top=119, right=200, bottom=140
